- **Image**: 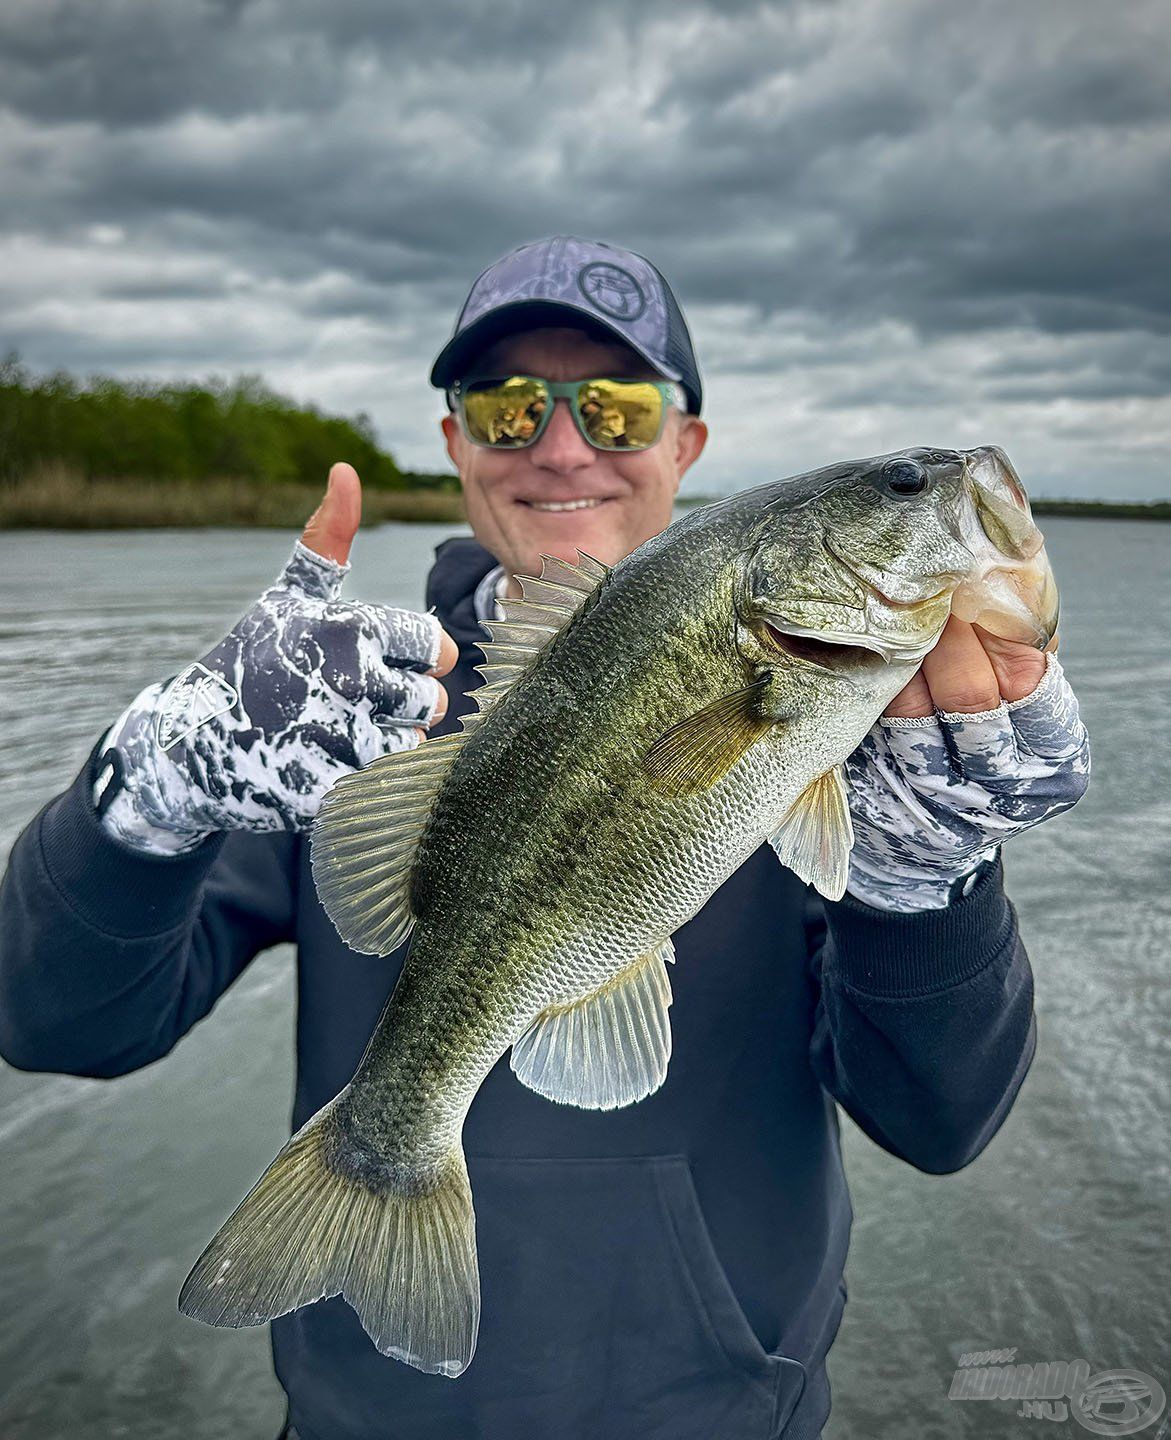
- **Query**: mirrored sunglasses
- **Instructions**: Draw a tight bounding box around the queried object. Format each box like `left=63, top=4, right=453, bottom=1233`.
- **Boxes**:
left=451, top=376, right=686, bottom=453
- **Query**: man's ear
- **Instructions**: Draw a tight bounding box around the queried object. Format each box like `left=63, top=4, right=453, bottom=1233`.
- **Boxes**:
left=441, top=412, right=462, bottom=469
left=673, top=415, right=709, bottom=482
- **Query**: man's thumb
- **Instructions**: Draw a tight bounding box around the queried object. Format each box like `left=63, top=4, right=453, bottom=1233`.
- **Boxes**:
left=301, top=462, right=362, bottom=564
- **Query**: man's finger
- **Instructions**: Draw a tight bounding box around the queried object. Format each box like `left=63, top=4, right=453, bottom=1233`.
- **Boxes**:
left=367, top=607, right=452, bottom=674
left=301, top=462, right=362, bottom=565
left=883, top=668, right=933, bottom=719
left=431, top=627, right=459, bottom=676
left=376, top=673, right=449, bottom=746
left=369, top=669, right=447, bottom=728
left=921, top=617, right=1002, bottom=715
left=970, top=623, right=1049, bottom=703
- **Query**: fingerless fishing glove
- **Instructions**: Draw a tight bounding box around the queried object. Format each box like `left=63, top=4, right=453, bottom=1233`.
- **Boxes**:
left=95, top=541, right=444, bottom=855
left=844, top=651, right=1091, bottom=911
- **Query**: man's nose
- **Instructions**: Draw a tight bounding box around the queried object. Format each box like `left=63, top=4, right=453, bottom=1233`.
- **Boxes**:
left=531, top=398, right=596, bottom=473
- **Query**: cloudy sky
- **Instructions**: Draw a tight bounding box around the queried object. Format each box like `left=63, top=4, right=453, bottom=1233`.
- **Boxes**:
left=1, top=0, right=1168, bottom=498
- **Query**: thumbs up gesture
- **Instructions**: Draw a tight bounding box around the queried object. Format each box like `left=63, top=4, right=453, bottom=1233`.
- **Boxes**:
left=96, top=464, right=458, bottom=855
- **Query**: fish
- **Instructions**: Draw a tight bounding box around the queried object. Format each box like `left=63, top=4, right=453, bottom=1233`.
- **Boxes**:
left=178, top=444, right=1058, bottom=1376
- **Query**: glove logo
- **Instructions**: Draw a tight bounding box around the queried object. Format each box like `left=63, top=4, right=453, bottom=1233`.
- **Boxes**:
left=156, top=663, right=239, bottom=751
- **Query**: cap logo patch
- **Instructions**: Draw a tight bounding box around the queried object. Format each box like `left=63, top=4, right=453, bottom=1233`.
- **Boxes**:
left=577, top=262, right=646, bottom=321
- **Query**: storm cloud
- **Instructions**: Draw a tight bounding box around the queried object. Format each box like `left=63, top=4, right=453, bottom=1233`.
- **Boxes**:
left=1, top=0, right=1168, bottom=497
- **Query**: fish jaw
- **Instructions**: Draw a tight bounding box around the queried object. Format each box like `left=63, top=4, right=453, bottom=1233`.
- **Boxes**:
left=949, top=446, right=1060, bottom=647
left=949, top=555, right=1059, bottom=647
left=754, top=607, right=946, bottom=668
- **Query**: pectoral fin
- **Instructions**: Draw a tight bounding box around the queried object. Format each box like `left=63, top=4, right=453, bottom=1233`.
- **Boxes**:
left=643, top=682, right=771, bottom=797
left=511, top=940, right=675, bottom=1110
left=767, top=765, right=854, bottom=901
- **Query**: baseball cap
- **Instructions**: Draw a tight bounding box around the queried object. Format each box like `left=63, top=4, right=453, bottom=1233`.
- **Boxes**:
left=430, top=235, right=704, bottom=414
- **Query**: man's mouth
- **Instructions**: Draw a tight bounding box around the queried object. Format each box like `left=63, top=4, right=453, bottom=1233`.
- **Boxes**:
left=520, top=497, right=613, bottom=513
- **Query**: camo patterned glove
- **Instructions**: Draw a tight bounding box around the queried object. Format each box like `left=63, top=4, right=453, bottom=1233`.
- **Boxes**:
left=844, top=652, right=1090, bottom=911
left=95, top=540, right=444, bottom=855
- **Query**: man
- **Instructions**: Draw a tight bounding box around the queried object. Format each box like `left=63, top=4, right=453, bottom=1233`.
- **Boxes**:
left=0, top=236, right=1089, bottom=1439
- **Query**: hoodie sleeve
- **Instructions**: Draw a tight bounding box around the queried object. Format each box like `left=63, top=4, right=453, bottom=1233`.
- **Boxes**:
left=804, top=855, right=1036, bottom=1174
left=0, top=736, right=297, bottom=1079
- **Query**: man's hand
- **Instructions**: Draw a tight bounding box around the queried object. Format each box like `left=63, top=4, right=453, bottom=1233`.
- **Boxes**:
left=883, top=615, right=1056, bottom=719
left=843, top=618, right=1088, bottom=913
left=96, top=463, right=458, bottom=855
left=298, top=463, right=458, bottom=723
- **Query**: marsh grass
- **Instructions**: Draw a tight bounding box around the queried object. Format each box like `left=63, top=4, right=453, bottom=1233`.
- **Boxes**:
left=0, top=464, right=466, bottom=528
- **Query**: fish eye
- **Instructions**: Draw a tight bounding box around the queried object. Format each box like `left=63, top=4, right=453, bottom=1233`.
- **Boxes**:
left=879, top=458, right=930, bottom=497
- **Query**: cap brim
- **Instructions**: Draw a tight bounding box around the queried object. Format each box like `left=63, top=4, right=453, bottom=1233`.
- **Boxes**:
left=429, top=298, right=683, bottom=392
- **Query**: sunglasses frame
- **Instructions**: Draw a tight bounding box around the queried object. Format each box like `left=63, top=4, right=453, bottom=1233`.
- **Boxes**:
left=449, top=375, right=686, bottom=453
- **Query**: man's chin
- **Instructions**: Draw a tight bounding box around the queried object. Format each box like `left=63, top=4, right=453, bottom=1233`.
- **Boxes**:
left=511, top=499, right=626, bottom=570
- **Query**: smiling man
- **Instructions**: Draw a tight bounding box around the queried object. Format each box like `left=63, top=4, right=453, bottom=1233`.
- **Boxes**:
left=0, top=236, right=1089, bottom=1440
left=438, top=325, right=707, bottom=585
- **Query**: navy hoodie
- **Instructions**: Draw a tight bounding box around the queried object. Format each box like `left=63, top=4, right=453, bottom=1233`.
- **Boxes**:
left=0, top=536, right=1036, bottom=1440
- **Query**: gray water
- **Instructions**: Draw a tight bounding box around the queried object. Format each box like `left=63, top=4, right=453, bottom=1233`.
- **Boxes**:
left=0, top=518, right=1166, bottom=1439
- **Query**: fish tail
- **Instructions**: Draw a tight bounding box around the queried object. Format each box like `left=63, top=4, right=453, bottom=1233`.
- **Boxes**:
left=178, top=1095, right=479, bottom=1377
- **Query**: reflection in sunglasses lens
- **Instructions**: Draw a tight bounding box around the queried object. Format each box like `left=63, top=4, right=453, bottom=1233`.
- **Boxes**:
left=464, top=379, right=549, bottom=447
left=578, top=382, right=663, bottom=449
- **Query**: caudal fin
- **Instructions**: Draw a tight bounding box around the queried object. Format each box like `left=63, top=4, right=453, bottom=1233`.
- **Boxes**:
left=178, top=1100, right=479, bottom=1377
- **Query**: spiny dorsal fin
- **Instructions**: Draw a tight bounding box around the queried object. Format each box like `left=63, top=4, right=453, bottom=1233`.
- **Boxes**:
left=309, top=733, right=465, bottom=955
left=511, top=938, right=675, bottom=1110
left=573, top=550, right=611, bottom=582
left=467, top=549, right=609, bottom=727
left=643, top=682, right=773, bottom=797
left=767, top=765, right=854, bottom=901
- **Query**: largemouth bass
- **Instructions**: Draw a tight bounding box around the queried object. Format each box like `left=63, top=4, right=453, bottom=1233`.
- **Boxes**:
left=179, top=444, right=1058, bottom=1375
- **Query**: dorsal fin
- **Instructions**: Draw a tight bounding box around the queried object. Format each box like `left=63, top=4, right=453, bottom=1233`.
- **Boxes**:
left=309, top=733, right=465, bottom=955
left=463, top=549, right=608, bottom=733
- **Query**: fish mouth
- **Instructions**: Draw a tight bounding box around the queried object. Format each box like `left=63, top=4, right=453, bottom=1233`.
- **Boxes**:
left=760, top=580, right=951, bottom=667
left=760, top=617, right=902, bottom=669
left=954, top=447, right=1059, bottom=647
left=864, top=581, right=954, bottom=611
left=951, top=559, right=1059, bottom=647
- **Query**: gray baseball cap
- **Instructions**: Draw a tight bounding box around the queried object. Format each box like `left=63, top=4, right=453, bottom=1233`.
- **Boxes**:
left=430, top=235, right=703, bottom=413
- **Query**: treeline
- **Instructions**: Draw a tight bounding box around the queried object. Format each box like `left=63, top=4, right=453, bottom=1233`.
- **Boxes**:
left=1031, top=498, right=1171, bottom=520
left=0, top=354, right=453, bottom=491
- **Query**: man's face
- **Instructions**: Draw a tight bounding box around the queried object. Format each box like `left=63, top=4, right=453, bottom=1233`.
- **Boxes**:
left=441, top=326, right=708, bottom=582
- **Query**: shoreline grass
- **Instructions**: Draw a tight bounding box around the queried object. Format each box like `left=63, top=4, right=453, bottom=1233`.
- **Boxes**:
left=1028, top=498, right=1171, bottom=520
left=0, top=466, right=466, bottom=528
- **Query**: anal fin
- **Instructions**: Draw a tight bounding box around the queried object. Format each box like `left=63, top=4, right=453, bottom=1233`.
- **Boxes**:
left=511, top=940, right=675, bottom=1110
left=767, top=765, right=854, bottom=901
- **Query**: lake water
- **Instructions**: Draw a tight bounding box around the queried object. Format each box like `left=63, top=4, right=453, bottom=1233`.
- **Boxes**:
left=0, top=517, right=1167, bottom=1439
